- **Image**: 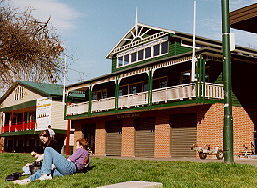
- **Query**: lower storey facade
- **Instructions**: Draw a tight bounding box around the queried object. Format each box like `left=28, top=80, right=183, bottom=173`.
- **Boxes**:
left=1, top=134, right=67, bottom=154
left=73, top=103, right=256, bottom=158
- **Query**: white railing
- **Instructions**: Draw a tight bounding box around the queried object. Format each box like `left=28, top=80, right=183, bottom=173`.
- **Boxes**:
left=92, top=97, right=115, bottom=112
left=66, top=102, right=89, bottom=116
left=118, top=91, right=148, bottom=108
left=66, top=83, right=224, bottom=116
left=204, top=83, right=224, bottom=99
left=152, top=84, right=196, bottom=103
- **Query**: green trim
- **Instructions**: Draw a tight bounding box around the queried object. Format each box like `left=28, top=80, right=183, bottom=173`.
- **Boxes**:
left=147, top=68, right=153, bottom=106
left=202, top=58, right=206, bottom=103
left=0, top=100, right=36, bottom=112
left=0, top=130, right=37, bottom=136
left=65, top=99, right=224, bottom=120
left=115, top=76, right=120, bottom=110
left=88, top=85, right=93, bottom=114
left=0, top=129, right=72, bottom=137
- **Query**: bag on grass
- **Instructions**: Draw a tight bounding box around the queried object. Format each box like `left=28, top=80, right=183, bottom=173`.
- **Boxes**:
left=29, top=160, right=42, bottom=174
left=5, top=172, right=22, bottom=181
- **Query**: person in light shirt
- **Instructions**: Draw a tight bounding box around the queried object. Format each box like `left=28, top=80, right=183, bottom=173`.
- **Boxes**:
left=47, top=125, right=55, bottom=139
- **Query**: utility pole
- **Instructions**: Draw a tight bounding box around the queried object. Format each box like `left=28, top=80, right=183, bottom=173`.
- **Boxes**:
left=221, top=0, right=234, bottom=163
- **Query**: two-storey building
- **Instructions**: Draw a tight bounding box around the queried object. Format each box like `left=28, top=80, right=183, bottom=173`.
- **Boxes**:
left=65, top=23, right=257, bottom=158
left=0, top=81, right=75, bottom=154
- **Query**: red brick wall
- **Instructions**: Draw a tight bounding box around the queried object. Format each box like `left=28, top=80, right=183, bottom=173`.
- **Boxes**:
left=121, top=118, right=135, bottom=157
left=233, top=106, right=254, bottom=154
left=196, top=103, right=255, bottom=157
left=73, top=122, right=84, bottom=145
left=95, top=119, right=106, bottom=156
left=154, top=111, right=171, bottom=158
left=72, top=103, right=256, bottom=158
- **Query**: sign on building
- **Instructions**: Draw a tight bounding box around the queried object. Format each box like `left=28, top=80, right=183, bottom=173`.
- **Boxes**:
left=36, top=97, right=52, bottom=131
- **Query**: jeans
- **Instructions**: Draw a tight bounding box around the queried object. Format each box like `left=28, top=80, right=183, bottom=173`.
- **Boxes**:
left=29, top=147, right=76, bottom=181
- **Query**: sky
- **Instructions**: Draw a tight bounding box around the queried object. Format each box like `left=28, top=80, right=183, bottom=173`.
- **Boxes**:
left=10, top=0, right=257, bottom=85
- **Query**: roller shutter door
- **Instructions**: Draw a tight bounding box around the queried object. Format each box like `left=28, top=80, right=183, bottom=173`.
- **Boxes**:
left=170, top=113, right=197, bottom=158
left=106, top=120, right=122, bottom=156
left=135, top=118, right=155, bottom=158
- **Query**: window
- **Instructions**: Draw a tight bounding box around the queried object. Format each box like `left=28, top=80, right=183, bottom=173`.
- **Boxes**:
left=145, top=47, right=151, bottom=59
left=92, top=89, right=107, bottom=100
left=124, top=54, right=129, bottom=65
left=180, top=71, right=191, bottom=84
left=14, top=86, right=24, bottom=100
left=153, top=44, right=160, bottom=56
left=138, top=49, right=144, bottom=60
left=129, top=85, right=137, bottom=94
left=143, top=83, right=148, bottom=92
left=161, top=41, right=168, bottom=54
left=153, top=77, right=168, bottom=89
left=118, top=56, right=123, bottom=67
left=159, top=79, right=168, bottom=88
left=119, top=86, right=128, bottom=96
left=116, top=38, right=169, bottom=68
left=131, top=52, right=137, bottom=63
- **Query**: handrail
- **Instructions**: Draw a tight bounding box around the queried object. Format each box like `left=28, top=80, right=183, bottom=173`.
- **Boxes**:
left=66, top=83, right=224, bottom=116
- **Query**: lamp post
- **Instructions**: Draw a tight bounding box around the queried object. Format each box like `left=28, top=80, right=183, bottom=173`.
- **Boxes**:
left=221, top=0, right=234, bottom=163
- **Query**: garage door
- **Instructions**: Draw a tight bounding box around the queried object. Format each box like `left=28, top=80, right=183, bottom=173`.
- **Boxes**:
left=170, top=113, right=197, bottom=158
left=135, top=118, right=155, bottom=158
left=106, top=120, right=122, bottom=156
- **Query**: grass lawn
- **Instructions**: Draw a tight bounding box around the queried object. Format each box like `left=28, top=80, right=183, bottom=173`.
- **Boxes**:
left=1, top=153, right=257, bottom=188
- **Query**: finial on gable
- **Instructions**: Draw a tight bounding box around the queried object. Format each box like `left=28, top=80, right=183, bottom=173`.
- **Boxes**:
left=135, top=7, right=138, bottom=25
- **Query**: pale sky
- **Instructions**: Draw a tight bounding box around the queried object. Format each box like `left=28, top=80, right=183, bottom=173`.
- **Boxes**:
left=10, top=0, right=257, bottom=85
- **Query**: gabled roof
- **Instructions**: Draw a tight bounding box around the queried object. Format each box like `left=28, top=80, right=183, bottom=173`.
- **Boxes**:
left=18, top=81, right=63, bottom=96
left=0, top=81, right=64, bottom=104
left=106, top=22, right=175, bottom=59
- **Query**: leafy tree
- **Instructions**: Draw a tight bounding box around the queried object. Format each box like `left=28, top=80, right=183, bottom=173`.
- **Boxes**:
left=0, top=0, right=64, bottom=93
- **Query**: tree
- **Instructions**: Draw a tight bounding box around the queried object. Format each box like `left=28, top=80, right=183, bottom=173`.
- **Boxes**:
left=0, top=0, right=64, bottom=93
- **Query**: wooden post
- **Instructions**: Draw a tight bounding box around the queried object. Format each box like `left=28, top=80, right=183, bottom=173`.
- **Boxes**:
left=65, top=119, right=71, bottom=155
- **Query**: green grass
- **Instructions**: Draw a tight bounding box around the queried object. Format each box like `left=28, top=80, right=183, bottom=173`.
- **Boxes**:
left=1, top=153, right=257, bottom=187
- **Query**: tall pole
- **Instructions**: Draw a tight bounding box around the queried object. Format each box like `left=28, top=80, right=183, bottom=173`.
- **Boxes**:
left=221, top=0, right=234, bottom=163
left=62, top=55, right=67, bottom=105
left=191, top=0, right=197, bottom=82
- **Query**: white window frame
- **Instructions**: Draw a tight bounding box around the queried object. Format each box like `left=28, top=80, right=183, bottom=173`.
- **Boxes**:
left=116, top=37, right=169, bottom=68
left=14, top=86, right=24, bottom=101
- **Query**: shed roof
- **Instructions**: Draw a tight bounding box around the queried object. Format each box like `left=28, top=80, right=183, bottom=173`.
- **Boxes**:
left=230, top=3, right=257, bottom=33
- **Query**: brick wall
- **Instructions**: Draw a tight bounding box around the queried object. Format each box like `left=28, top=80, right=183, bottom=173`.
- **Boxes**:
left=73, top=122, right=83, bottom=145
left=233, top=106, right=255, bottom=154
left=72, top=103, right=256, bottom=158
left=154, top=111, right=171, bottom=158
left=95, top=119, right=106, bottom=156
left=196, top=103, right=255, bottom=157
left=121, top=118, right=135, bottom=157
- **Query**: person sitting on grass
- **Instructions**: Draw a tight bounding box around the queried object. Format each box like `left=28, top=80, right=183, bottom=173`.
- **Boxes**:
left=22, top=151, right=44, bottom=175
left=14, top=137, right=89, bottom=185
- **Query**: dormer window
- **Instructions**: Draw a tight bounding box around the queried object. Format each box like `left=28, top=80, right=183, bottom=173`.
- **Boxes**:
left=116, top=37, right=169, bottom=68
left=14, top=86, right=24, bottom=100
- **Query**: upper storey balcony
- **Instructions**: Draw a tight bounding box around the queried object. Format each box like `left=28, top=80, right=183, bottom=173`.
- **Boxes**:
left=65, top=54, right=224, bottom=118
left=1, top=111, right=36, bottom=133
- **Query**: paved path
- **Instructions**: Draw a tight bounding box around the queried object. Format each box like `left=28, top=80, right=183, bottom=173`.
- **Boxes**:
left=93, top=155, right=257, bottom=167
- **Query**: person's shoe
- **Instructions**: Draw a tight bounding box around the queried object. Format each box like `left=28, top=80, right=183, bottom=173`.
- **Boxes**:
left=37, top=174, right=52, bottom=181
left=13, top=178, right=30, bottom=185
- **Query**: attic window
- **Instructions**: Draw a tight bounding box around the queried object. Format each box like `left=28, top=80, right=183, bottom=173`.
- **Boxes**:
left=14, top=86, right=24, bottom=100
left=116, top=37, right=169, bottom=68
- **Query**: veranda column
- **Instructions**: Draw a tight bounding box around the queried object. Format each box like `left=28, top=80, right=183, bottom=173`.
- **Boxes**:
left=115, top=76, right=120, bottom=110
left=148, top=68, right=153, bottom=106
left=88, top=85, right=93, bottom=114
